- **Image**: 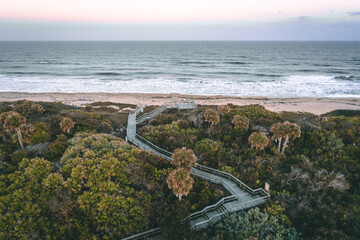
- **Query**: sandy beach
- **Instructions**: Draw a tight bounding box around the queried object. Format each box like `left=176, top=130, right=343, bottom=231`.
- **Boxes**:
left=1, top=92, right=360, bottom=115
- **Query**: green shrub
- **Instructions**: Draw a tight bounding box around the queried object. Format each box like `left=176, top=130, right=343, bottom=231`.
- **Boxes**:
left=30, top=122, right=51, bottom=145
left=48, top=134, right=69, bottom=161
left=195, top=138, right=226, bottom=167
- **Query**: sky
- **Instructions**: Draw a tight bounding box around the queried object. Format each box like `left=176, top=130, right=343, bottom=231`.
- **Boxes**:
left=0, top=0, right=360, bottom=40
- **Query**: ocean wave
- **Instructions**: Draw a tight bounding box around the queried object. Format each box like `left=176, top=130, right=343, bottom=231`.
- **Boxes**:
left=334, top=75, right=356, bottom=81
left=133, top=71, right=164, bottom=75
left=5, top=71, right=66, bottom=76
left=1, top=74, right=360, bottom=97
left=225, top=61, right=247, bottom=65
left=254, top=73, right=283, bottom=77
left=95, top=72, right=125, bottom=76
left=109, top=67, right=143, bottom=71
left=212, top=71, right=247, bottom=75
left=298, top=69, right=316, bottom=72
left=177, top=61, right=210, bottom=65
left=327, top=70, right=350, bottom=74
left=8, top=66, right=24, bottom=69
left=36, top=60, right=68, bottom=65
left=313, top=63, right=332, bottom=67
left=285, top=75, right=335, bottom=82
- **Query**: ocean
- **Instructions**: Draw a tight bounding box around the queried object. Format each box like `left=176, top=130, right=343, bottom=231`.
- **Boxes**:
left=0, top=41, right=359, bottom=97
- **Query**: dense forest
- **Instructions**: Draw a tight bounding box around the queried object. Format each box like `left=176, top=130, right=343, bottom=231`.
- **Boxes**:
left=0, top=100, right=359, bottom=239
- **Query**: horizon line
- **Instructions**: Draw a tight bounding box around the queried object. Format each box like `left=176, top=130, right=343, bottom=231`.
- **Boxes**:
left=1, top=40, right=360, bottom=42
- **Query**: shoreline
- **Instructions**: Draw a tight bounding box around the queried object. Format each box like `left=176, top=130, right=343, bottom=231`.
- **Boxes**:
left=1, top=92, right=360, bottom=115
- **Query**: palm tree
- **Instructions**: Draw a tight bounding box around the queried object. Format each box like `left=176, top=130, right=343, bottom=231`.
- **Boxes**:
left=172, top=147, right=197, bottom=170
left=270, top=121, right=301, bottom=154
left=14, top=100, right=45, bottom=117
left=60, top=118, right=75, bottom=134
left=248, top=132, right=269, bottom=150
left=218, top=105, right=230, bottom=115
left=232, top=115, right=250, bottom=130
left=1, top=111, right=26, bottom=149
left=204, top=109, right=220, bottom=125
left=167, top=168, right=194, bottom=201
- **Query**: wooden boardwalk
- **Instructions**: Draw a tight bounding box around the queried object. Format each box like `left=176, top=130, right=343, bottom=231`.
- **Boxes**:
left=123, top=101, right=270, bottom=239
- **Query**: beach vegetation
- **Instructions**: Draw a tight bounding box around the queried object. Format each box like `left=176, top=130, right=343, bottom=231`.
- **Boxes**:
left=138, top=104, right=360, bottom=239
left=172, top=147, right=197, bottom=170
left=14, top=99, right=45, bottom=117
left=30, top=122, right=51, bottom=144
left=0, top=111, right=27, bottom=149
left=1, top=101, right=359, bottom=239
left=248, top=132, right=269, bottom=150
left=204, top=109, right=220, bottom=125
left=270, top=121, right=301, bottom=154
left=167, top=168, right=194, bottom=201
left=0, top=102, right=226, bottom=239
left=218, top=105, right=231, bottom=115
left=231, top=114, right=250, bottom=130
left=194, top=138, right=225, bottom=167
left=192, top=207, right=300, bottom=240
left=60, top=117, right=75, bottom=134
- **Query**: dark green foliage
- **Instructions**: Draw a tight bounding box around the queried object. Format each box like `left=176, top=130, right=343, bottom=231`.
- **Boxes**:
left=224, top=104, right=282, bottom=121
left=1, top=133, right=171, bottom=239
left=9, top=149, right=30, bottom=166
left=30, top=122, right=51, bottom=144
left=138, top=104, right=360, bottom=239
left=139, top=120, right=201, bottom=152
left=195, top=138, right=226, bottom=167
left=186, top=178, right=229, bottom=212
left=13, top=99, right=45, bottom=117
left=156, top=200, right=191, bottom=239
left=149, top=113, right=178, bottom=126
left=0, top=125, right=226, bottom=239
left=48, top=134, right=69, bottom=161
left=192, top=207, right=300, bottom=240
left=0, top=157, right=57, bottom=239
left=1, top=101, right=359, bottom=239
left=96, top=119, right=113, bottom=133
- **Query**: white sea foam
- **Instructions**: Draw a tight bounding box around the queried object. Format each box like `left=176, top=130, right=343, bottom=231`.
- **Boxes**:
left=0, top=74, right=359, bottom=97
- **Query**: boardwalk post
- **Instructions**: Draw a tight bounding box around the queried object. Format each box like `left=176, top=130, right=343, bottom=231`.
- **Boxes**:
left=265, top=182, right=270, bottom=192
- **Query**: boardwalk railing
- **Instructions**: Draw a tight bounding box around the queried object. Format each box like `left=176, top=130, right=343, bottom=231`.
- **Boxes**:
left=136, top=100, right=197, bottom=124
left=122, top=100, right=270, bottom=240
left=121, top=227, right=161, bottom=240
left=190, top=196, right=269, bottom=231
left=195, top=164, right=270, bottom=198
left=134, top=134, right=173, bottom=159
left=182, top=195, right=236, bottom=224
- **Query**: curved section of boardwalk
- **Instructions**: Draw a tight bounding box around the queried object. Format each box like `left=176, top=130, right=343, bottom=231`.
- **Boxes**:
left=123, top=101, right=270, bottom=240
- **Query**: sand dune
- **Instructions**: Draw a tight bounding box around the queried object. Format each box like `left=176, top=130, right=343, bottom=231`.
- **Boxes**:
left=1, top=92, right=360, bottom=115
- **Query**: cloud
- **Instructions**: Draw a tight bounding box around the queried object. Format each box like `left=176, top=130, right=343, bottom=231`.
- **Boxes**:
left=348, top=11, right=360, bottom=16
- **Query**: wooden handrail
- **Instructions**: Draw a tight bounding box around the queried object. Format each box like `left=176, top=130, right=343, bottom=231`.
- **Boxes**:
left=136, top=101, right=197, bottom=124
left=182, top=195, right=237, bottom=223
left=135, top=134, right=173, bottom=157
left=121, top=227, right=161, bottom=240
left=191, top=196, right=268, bottom=231
left=123, top=100, right=269, bottom=240
left=195, top=164, right=270, bottom=198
